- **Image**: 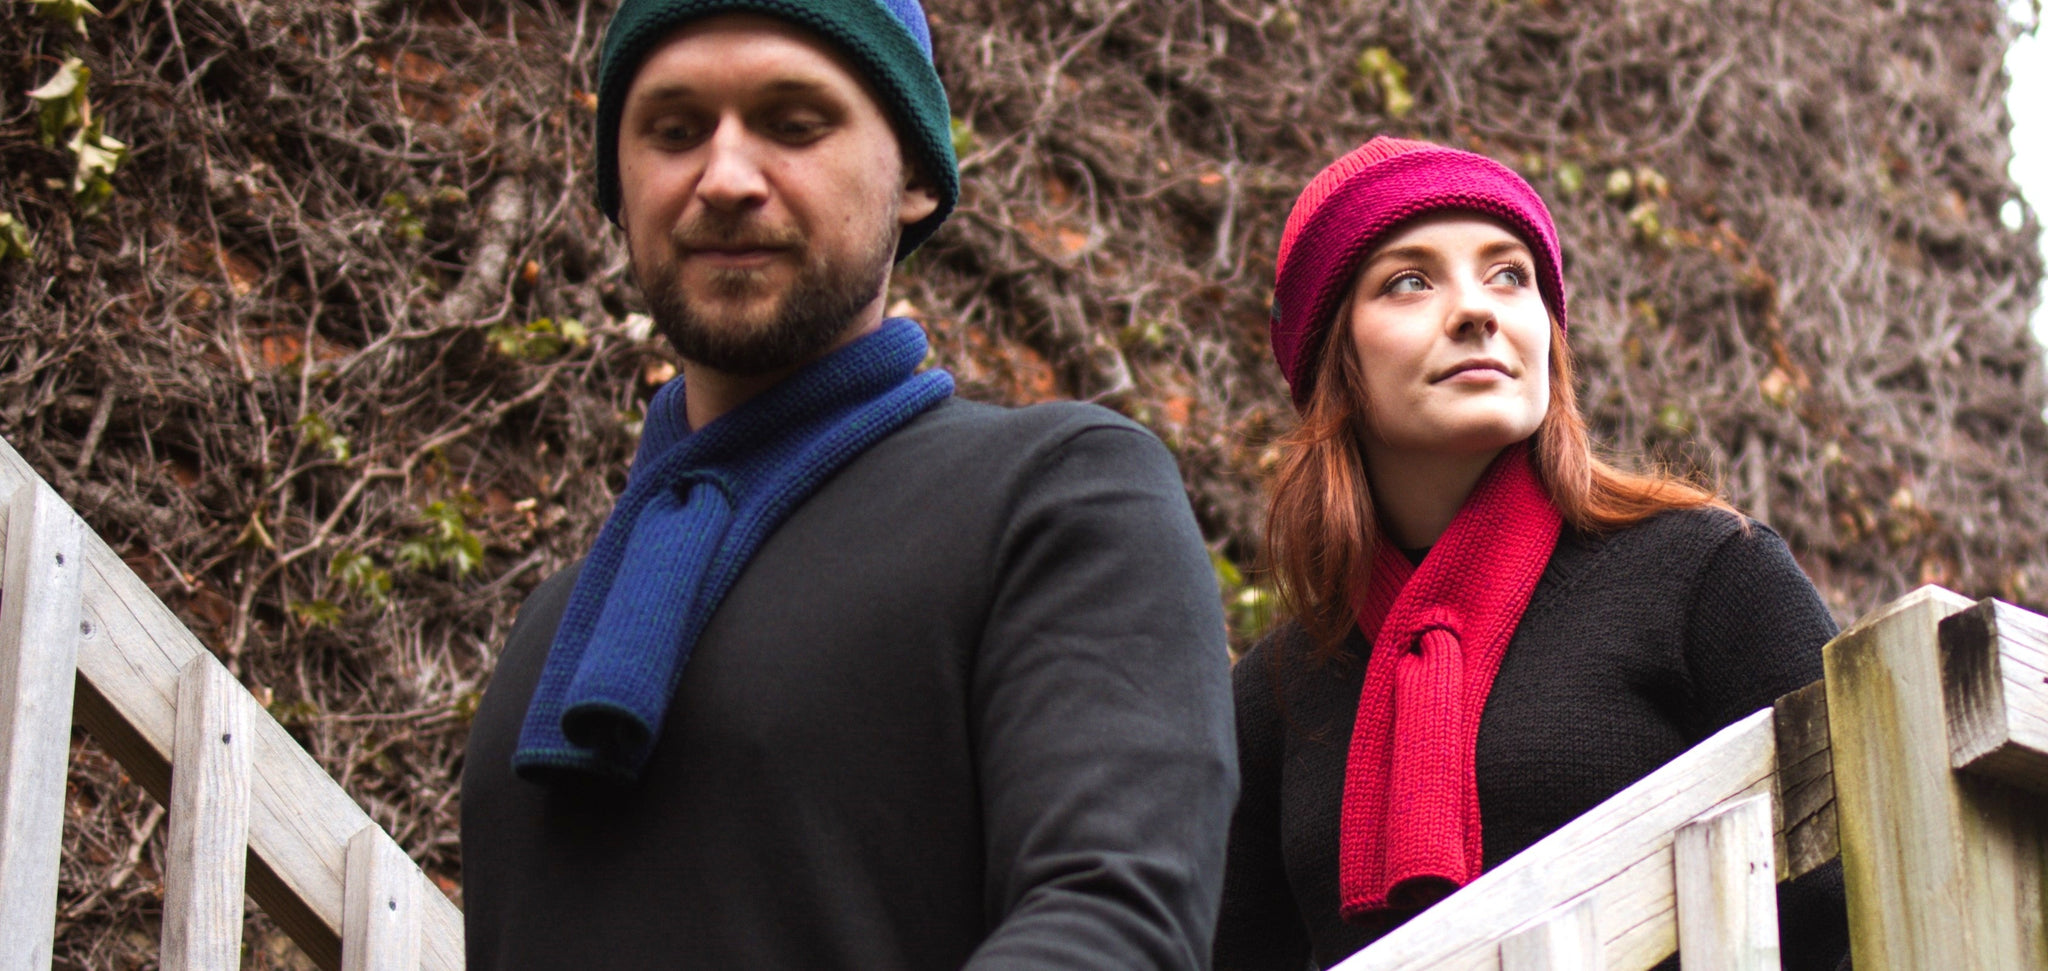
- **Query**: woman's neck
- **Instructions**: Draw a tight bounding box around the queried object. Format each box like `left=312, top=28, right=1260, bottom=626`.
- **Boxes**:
left=1363, top=444, right=1503, bottom=548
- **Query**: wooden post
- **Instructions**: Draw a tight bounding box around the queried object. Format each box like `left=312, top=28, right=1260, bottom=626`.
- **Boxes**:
left=1770, top=680, right=1836, bottom=881
left=1674, top=794, right=1780, bottom=971
left=0, top=481, right=84, bottom=971
left=160, top=657, right=252, bottom=971
left=343, top=826, right=421, bottom=971
left=1940, top=599, right=2048, bottom=794
left=1499, top=898, right=1602, bottom=971
left=1824, top=585, right=2048, bottom=970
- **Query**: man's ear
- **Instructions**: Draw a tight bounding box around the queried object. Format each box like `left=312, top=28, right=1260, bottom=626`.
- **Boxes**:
left=898, top=166, right=940, bottom=227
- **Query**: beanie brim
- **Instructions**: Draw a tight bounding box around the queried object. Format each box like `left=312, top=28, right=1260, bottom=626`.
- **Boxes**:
left=594, top=0, right=959, bottom=260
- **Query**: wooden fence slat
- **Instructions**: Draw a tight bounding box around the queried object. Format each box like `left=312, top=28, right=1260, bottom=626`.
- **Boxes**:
left=0, top=481, right=84, bottom=971
left=161, top=657, right=253, bottom=971
left=0, top=434, right=464, bottom=971
left=343, top=825, right=422, bottom=971
left=1499, top=898, right=1602, bottom=971
left=1940, top=598, right=2048, bottom=794
left=1330, top=707, right=1779, bottom=971
left=1673, top=794, right=1780, bottom=971
left=1824, top=585, right=2048, bottom=970
left=1769, top=680, right=1836, bottom=881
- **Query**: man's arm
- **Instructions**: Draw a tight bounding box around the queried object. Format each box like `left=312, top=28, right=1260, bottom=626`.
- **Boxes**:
left=966, top=419, right=1239, bottom=971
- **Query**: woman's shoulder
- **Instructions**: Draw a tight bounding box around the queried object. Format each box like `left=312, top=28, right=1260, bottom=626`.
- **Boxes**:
left=1581, top=506, right=1800, bottom=577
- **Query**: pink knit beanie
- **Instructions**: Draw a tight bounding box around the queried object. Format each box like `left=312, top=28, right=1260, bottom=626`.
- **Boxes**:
left=1270, top=136, right=1567, bottom=411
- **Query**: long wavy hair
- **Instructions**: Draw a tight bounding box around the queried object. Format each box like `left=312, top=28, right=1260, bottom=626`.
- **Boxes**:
left=1264, top=308, right=1735, bottom=657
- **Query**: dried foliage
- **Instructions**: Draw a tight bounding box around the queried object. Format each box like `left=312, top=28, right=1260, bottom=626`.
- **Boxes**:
left=2, top=0, right=2044, bottom=965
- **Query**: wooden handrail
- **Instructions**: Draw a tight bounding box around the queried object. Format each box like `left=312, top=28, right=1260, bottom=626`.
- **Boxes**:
left=1332, top=584, right=2048, bottom=971
left=0, top=436, right=460, bottom=970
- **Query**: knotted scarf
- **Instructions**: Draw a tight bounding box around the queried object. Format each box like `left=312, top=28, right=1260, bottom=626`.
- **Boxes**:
left=512, top=318, right=953, bottom=785
left=1338, top=443, right=1562, bottom=919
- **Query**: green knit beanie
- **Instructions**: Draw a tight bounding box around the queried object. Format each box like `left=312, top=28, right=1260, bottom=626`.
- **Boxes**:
left=594, top=0, right=959, bottom=259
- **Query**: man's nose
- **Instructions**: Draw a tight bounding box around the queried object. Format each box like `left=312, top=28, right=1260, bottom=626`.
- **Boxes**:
left=696, top=119, right=770, bottom=212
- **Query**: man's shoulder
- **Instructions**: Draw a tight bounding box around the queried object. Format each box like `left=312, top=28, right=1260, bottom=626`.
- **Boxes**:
left=906, top=395, right=1152, bottom=446
left=867, top=395, right=1168, bottom=478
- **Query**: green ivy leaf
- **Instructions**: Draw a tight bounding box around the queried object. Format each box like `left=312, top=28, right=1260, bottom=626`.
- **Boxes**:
left=289, top=599, right=344, bottom=628
left=487, top=317, right=590, bottom=362
left=28, top=57, right=90, bottom=146
left=398, top=499, right=485, bottom=577
left=949, top=116, right=977, bottom=157
left=296, top=413, right=352, bottom=462
left=30, top=0, right=100, bottom=37
left=0, top=213, right=33, bottom=262
left=1354, top=47, right=1414, bottom=119
left=67, top=120, right=127, bottom=214
left=328, top=549, right=392, bottom=606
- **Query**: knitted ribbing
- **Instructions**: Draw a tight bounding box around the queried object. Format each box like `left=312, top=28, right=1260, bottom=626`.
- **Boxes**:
left=512, top=318, right=953, bottom=785
left=1337, top=444, right=1561, bottom=918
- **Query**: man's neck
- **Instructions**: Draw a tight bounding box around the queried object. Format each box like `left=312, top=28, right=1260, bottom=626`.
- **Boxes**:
left=1362, top=444, right=1502, bottom=549
left=681, top=304, right=887, bottom=430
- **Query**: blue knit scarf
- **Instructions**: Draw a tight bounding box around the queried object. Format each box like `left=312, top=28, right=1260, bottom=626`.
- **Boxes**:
left=512, top=318, right=953, bottom=785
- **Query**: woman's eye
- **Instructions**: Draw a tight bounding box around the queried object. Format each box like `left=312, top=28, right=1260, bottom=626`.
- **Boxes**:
left=1385, top=274, right=1427, bottom=294
left=1492, top=264, right=1529, bottom=287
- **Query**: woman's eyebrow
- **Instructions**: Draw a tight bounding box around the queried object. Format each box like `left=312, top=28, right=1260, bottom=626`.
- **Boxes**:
left=1363, top=244, right=1441, bottom=269
left=1476, top=239, right=1534, bottom=261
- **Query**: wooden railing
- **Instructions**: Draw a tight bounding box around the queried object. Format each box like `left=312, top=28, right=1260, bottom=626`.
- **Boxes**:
left=0, top=435, right=461, bottom=970
left=5, top=415, right=2045, bottom=970
left=1334, top=586, right=2048, bottom=971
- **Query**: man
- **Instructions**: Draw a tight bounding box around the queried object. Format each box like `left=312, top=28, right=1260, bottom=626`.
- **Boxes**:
left=458, top=1, right=1238, bottom=968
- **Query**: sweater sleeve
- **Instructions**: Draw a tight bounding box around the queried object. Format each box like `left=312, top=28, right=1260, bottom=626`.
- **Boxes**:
left=1680, top=519, right=1836, bottom=733
left=1213, top=635, right=1314, bottom=971
left=1681, top=519, right=1849, bottom=971
left=963, top=422, right=1240, bottom=971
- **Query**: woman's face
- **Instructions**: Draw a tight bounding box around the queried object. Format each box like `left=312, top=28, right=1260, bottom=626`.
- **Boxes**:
left=1344, top=213, right=1552, bottom=464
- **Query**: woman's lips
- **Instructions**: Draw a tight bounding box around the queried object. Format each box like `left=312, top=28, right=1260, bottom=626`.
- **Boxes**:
left=1434, top=359, right=1514, bottom=383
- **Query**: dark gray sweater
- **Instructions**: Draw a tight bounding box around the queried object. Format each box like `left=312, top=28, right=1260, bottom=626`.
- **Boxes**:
left=1216, top=510, right=1848, bottom=970
left=462, top=397, right=1238, bottom=971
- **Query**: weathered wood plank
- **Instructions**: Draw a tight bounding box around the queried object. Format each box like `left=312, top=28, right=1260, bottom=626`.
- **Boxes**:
left=0, top=482, right=85, bottom=971
left=161, top=658, right=253, bottom=971
left=1824, top=584, right=2048, bottom=970
left=1940, top=598, right=2048, bottom=794
left=1769, top=680, right=1835, bottom=882
left=343, top=825, right=422, bottom=971
left=1499, top=898, right=1602, bottom=971
left=1674, top=794, right=1780, bottom=971
left=1331, top=708, right=1779, bottom=971
left=0, top=435, right=464, bottom=971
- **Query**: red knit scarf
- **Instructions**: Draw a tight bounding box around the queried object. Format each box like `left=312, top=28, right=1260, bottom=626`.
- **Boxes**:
left=1337, top=443, right=1562, bottom=920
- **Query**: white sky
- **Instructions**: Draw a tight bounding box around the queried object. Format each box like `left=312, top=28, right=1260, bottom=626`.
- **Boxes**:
left=2007, top=2, right=2048, bottom=361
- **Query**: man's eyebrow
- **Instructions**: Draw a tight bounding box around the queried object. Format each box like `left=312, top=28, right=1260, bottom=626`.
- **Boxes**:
left=628, top=76, right=840, bottom=106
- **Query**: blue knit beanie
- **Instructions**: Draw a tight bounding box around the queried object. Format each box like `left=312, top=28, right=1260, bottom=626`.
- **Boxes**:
left=594, top=0, right=959, bottom=259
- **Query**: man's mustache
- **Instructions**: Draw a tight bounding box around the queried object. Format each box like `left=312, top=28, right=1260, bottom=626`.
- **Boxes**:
left=670, top=215, right=803, bottom=252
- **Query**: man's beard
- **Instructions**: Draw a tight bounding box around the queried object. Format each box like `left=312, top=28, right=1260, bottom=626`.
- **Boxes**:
left=637, top=212, right=896, bottom=377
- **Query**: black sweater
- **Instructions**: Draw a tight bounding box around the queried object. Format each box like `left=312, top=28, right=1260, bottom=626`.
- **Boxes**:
left=1216, top=509, right=1848, bottom=970
left=462, top=398, right=1238, bottom=970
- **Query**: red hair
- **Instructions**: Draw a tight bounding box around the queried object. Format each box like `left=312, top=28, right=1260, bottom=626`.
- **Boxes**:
left=1264, top=314, right=1735, bottom=656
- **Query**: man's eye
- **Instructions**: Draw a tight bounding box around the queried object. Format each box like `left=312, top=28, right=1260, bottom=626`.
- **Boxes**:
left=768, top=115, right=828, bottom=141
left=650, top=119, right=704, bottom=144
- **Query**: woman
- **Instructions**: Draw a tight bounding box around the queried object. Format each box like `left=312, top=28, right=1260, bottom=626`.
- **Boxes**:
left=1214, top=136, right=1848, bottom=970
